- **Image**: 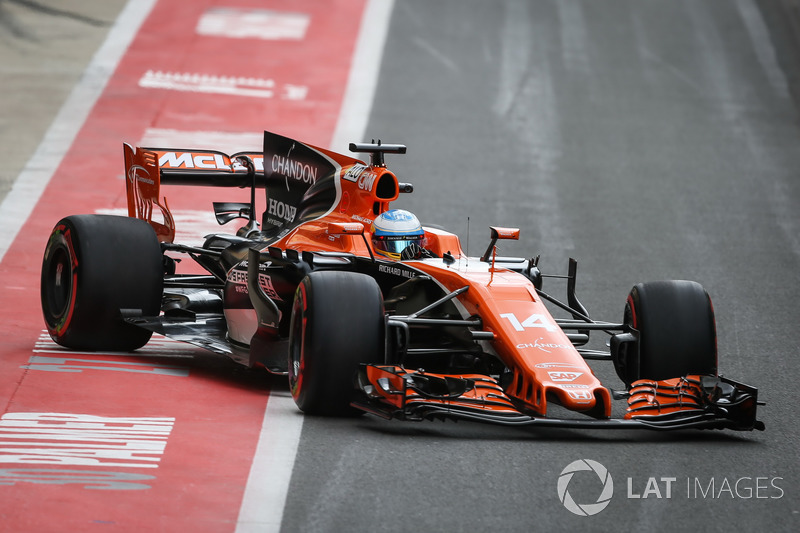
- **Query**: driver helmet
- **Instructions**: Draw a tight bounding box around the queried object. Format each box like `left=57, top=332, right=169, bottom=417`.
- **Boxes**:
left=371, top=209, right=424, bottom=261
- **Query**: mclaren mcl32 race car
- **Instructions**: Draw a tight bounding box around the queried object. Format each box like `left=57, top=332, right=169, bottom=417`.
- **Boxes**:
left=40, top=131, right=764, bottom=432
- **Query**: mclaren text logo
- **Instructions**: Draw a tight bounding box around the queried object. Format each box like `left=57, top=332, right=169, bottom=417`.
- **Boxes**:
left=159, top=152, right=227, bottom=169
left=557, top=459, right=614, bottom=516
left=157, top=152, right=265, bottom=171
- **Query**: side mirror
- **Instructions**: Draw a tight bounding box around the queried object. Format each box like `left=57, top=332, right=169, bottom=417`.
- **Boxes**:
left=327, top=222, right=364, bottom=235
left=481, top=226, right=520, bottom=262
left=328, top=222, right=375, bottom=262
left=489, top=226, right=520, bottom=240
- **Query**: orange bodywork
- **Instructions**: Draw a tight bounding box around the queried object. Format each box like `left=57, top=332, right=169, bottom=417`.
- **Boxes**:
left=407, top=260, right=611, bottom=417
left=124, top=133, right=610, bottom=418
left=362, top=365, right=523, bottom=416
left=123, top=143, right=175, bottom=242
left=624, top=376, right=705, bottom=419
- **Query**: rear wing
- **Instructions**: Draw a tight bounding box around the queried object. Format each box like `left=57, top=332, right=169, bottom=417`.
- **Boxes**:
left=124, top=130, right=409, bottom=243
left=123, top=144, right=262, bottom=242
left=124, top=131, right=365, bottom=242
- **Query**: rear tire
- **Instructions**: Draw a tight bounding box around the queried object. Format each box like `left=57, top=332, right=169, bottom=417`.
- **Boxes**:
left=288, top=271, right=385, bottom=416
left=40, top=215, right=163, bottom=351
left=619, top=280, right=717, bottom=386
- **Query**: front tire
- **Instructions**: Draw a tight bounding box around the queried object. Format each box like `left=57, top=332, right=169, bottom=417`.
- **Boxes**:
left=40, top=215, right=163, bottom=351
left=617, top=280, right=717, bottom=386
left=288, top=271, right=385, bottom=416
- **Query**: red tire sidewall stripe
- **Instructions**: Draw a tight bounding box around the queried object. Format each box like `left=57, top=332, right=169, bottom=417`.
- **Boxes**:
left=46, top=225, right=79, bottom=337
left=290, top=281, right=309, bottom=399
left=626, top=293, right=637, bottom=329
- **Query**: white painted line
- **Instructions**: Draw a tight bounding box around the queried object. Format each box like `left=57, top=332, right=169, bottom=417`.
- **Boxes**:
left=234, top=391, right=304, bottom=533
left=0, top=0, right=159, bottom=264
left=96, top=207, right=221, bottom=245
left=329, top=0, right=397, bottom=155
left=196, top=8, right=310, bottom=41
left=34, top=332, right=199, bottom=359
left=234, top=1, right=395, bottom=531
left=138, top=71, right=308, bottom=100
left=139, top=128, right=263, bottom=155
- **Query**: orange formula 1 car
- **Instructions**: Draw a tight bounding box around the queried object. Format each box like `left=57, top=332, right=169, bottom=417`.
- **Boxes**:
left=40, top=131, right=764, bottom=431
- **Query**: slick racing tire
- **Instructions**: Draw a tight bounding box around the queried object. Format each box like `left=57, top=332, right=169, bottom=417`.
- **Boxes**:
left=41, top=215, right=163, bottom=352
left=288, top=271, right=385, bottom=416
left=620, top=280, right=717, bottom=385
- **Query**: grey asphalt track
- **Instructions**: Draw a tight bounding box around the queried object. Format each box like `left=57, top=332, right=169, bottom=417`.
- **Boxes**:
left=282, top=1, right=799, bottom=531
left=4, top=1, right=799, bottom=532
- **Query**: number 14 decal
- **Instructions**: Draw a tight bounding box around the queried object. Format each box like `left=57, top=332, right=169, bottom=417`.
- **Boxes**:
left=500, top=313, right=557, bottom=332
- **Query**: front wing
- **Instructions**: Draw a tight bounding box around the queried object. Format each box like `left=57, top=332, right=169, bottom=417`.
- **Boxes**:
left=353, top=365, right=765, bottom=431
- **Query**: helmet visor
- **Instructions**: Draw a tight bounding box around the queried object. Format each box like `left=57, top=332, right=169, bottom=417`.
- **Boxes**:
left=373, top=235, right=422, bottom=256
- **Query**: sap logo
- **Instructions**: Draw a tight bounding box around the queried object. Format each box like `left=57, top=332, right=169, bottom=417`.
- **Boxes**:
left=159, top=152, right=231, bottom=170
left=500, top=313, right=557, bottom=332
left=268, top=198, right=296, bottom=222
left=548, top=371, right=583, bottom=382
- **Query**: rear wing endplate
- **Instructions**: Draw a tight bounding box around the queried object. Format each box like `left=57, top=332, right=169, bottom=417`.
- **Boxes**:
left=123, top=143, right=262, bottom=242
